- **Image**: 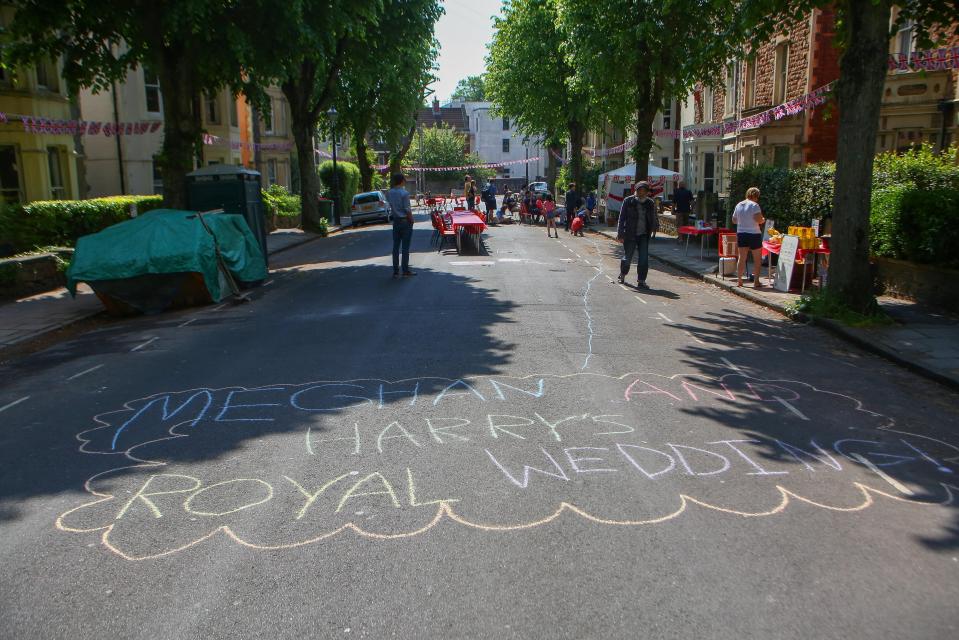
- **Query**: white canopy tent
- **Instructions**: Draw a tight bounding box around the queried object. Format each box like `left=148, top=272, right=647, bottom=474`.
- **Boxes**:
left=598, top=163, right=683, bottom=220
left=597, top=162, right=683, bottom=190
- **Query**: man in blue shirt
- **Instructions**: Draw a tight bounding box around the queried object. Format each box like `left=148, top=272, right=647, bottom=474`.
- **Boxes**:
left=386, top=173, right=416, bottom=278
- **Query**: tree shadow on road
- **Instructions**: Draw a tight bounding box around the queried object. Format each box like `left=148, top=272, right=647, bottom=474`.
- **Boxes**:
left=0, top=262, right=518, bottom=527
left=662, top=306, right=959, bottom=551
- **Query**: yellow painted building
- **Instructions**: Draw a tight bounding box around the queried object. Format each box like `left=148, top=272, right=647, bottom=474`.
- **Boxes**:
left=0, top=7, right=80, bottom=203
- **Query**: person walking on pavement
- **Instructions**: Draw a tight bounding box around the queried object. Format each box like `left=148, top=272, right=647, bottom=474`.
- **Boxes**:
left=616, top=181, right=659, bottom=289
left=387, top=173, right=416, bottom=278
left=673, top=180, right=694, bottom=228
left=564, top=182, right=581, bottom=232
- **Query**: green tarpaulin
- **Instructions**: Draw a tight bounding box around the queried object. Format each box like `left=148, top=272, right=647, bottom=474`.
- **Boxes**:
left=67, top=209, right=267, bottom=304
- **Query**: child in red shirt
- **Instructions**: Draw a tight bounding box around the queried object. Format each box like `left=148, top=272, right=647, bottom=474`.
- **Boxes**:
left=543, top=195, right=557, bottom=237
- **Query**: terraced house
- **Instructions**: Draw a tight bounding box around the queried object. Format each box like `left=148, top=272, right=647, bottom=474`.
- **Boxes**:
left=679, top=7, right=958, bottom=200
left=0, top=6, right=80, bottom=204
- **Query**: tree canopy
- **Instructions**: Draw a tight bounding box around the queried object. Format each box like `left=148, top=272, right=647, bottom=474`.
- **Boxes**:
left=408, top=125, right=493, bottom=183
left=451, top=75, right=486, bottom=101
left=486, top=0, right=597, bottom=188
left=335, top=0, right=442, bottom=191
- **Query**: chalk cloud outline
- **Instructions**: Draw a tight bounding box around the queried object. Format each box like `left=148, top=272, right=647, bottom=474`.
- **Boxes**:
left=57, top=371, right=959, bottom=560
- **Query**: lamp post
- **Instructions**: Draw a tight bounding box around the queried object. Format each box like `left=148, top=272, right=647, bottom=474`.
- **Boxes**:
left=326, top=106, right=340, bottom=226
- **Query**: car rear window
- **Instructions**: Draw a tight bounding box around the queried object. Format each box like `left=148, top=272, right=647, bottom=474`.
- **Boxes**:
left=354, top=193, right=380, bottom=205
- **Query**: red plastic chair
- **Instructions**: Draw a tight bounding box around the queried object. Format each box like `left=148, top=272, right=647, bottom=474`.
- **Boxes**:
left=437, top=214, right=457, bottom=252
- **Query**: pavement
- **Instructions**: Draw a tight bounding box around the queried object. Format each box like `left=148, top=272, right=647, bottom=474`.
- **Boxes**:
left=0, top=227, right=327, bottom=350
left=591, top=225, right=959, bottom=390
left=1, top=215, right=958, bottom=638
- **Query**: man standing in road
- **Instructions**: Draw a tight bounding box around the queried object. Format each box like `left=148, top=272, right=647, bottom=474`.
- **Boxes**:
left=387, top=173, right=416, bottom=278
left=564, top=182, right=581, bottom=232
left=673, top=180, right=693, bottom=228
left=616, top=181, right=659, bottom=289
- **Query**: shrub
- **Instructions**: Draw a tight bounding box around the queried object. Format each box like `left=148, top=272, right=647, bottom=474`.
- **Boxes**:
left=318, top=160, right=361, bottom=222
left=729, top=145, right=958, bottom=267
left=871, top=184, right=959, bottom=268
left=261, top=184, right=301, bottom=218
left=0, top=195, right=163, bottom=252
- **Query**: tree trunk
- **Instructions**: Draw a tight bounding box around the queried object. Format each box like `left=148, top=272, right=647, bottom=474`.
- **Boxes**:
left=829, top=0, right=891, bottom=313
left=355, top=131, right=373, bottom=192
left=633, top=107, right=658, bottom=183
left=546, top=142, right=561, bottom=194
left=389, top=123, right=417, bottom=175
left=568, top=120, right=584, bottom=187
left=156, top=53, right=200, bottom=209
left=291, top=119, right=321, bottom=230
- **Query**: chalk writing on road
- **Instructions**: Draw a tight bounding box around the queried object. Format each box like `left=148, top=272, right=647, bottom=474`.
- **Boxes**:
left=56, top=372, right=959, bottom=560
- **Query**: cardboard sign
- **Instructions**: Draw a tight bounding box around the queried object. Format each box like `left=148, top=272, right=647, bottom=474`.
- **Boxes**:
left=775, top=234, right=800, bottom=292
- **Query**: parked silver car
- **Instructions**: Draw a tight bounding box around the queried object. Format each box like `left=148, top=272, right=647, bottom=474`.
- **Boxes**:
left=351, top=191, right=390, bottom=225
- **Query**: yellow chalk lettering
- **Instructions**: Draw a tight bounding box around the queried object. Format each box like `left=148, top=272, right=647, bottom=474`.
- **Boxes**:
left=183, top=479, right=273, bottom=516
left=115, top=474, right=201, bottom=520
left=406, top=467, right=458, bottom=506
left=285, top=473, right=354, bottom=520
left=335, top=472, right=401, bottom=513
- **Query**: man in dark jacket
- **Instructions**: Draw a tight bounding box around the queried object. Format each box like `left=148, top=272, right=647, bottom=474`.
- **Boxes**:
left=616, top=181, right=659, bottom=288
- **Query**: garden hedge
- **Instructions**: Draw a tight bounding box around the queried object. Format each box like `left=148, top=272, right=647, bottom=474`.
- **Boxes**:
left=0, top=195, right=164, bottom=253
left=318, top=160, right=360, bottom=222
left=727, top=144, right=958, bottom=267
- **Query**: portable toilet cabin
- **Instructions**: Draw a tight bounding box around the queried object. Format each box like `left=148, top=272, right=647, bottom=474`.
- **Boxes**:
left=186, top=165, right=268, bottom=266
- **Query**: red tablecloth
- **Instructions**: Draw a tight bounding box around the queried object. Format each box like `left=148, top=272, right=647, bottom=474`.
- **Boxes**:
left=762, top=240, right=831, bottom=258
left=450, top=212, right=487, bottom=234
left=678, top=225, right=731, bottom=236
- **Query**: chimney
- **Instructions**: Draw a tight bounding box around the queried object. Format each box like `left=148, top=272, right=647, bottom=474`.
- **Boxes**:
left=432, top=98, right=440, bottom=116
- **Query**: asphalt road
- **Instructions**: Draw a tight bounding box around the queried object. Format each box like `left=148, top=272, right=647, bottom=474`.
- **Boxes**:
left=2, top=212, right=958, bottom=639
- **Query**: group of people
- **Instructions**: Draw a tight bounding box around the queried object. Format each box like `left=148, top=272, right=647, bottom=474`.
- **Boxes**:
left=389, top=170, right=763, bottom=294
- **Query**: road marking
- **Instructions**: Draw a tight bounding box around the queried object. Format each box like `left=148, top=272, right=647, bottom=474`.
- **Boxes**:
left=634, top=296, right=647, bottom=304
left=449, top=261, right=494, bottom=266
left=263, top=279, right=275, bottom=287
left=130, top=337, right=158, bottom=352
left=211, top=303, right=228, bottom=312
left=720, top=357, right=741, bottom=372
left=0, top=396, right=29, bottom=413
left=851, top=454, right=915, bottom=496
left=178, top=318, right=197, bottom=328
left=685, top=331, right=707, bottom=345
left=775, top=397, right=809, bottom=421
left=657, top=312, right=673, bottom=323
left=67, top=364, right=103, bottom=381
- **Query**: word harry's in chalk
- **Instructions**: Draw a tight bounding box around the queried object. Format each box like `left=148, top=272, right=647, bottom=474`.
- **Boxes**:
left=94, top=375, right=814, bottom=452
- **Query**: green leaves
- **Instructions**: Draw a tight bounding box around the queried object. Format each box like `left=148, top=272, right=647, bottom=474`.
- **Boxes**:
left=451, top=75, right=486, bottom=101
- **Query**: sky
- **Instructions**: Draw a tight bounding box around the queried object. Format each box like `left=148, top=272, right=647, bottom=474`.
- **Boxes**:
left=430, top=0, right=503, bottom=102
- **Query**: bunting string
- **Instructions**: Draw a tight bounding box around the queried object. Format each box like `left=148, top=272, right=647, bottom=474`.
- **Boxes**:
left=683, top=81, right=834, bottom=140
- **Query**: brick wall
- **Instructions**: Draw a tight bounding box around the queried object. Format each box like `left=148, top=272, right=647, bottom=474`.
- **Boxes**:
left=750, top=15, right=811, bottom=107
left=804, top=8, right=841, bottom=163
left=712, top=83, right=726, bottom=122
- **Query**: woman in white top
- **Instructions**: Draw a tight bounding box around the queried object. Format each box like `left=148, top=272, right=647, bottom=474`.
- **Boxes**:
left=732, top=187, right=765, bottom=288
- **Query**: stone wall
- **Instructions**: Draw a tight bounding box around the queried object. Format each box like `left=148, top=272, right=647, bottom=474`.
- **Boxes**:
left=874, top=257, right=959, bottom=313
left=0, top=250, right=71, bottom=300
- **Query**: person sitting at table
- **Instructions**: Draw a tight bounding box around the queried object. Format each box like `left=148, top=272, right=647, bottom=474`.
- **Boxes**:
left=732, top=186, right=765, bottom=289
